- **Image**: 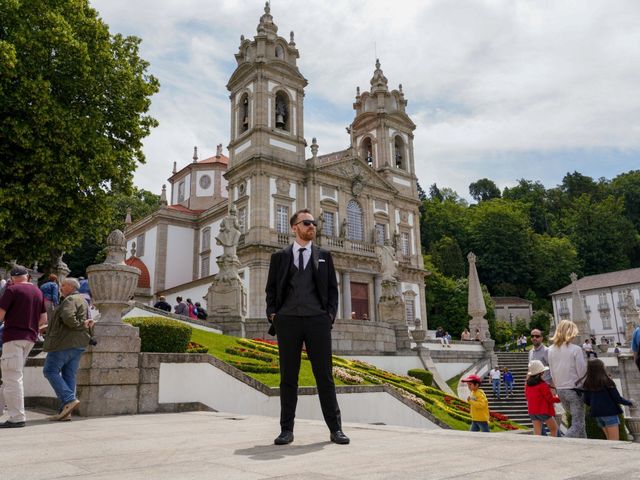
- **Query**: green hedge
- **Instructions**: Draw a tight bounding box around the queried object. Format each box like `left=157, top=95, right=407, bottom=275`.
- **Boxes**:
left=126, top=317, right=192, bottom=353
left=407, top=368, right=433, bottom=386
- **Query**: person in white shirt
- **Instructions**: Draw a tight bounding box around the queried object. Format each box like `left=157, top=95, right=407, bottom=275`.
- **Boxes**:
left=489, top=366, right=502, bottom=399
left=548, top=320, right=587, bottom=438
left=582, top=338, right=597, bottom=359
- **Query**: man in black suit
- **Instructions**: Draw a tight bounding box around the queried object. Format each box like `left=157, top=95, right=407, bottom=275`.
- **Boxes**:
left=265, top=208, right=349, bottom=445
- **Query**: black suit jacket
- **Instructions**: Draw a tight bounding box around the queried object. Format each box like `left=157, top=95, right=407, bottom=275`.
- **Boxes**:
left=265, top=243, right=339, bottom=335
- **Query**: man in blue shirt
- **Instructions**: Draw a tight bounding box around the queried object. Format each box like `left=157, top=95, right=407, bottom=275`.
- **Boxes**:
left=40, top=274, right=59, bottom=323
left=632, top=325, right=640, bottom=372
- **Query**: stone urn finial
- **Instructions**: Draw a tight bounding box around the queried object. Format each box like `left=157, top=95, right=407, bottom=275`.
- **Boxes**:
left=104, top=229, right=127, bottom=264
left=86, top=229, right=140, bottom=324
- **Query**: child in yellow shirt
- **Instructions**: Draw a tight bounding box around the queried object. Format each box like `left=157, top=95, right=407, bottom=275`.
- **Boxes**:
left=462, top=374, right=490, bottom=432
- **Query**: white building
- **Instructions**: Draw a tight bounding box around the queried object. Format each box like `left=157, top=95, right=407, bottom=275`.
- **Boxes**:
left=550, top=268, right=640, bottom=345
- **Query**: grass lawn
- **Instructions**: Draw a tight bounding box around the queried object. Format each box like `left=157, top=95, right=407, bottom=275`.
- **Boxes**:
left=190, top=329, right=350, bottom=387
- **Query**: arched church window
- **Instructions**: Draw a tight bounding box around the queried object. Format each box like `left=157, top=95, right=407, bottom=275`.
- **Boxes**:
left=275, top=91, right=289, bottom=131
left=361, top=137, right=373, bottom=167
left=240, top=93, right=249, bottom=133
left=275, top=44, right=285, bottom=59
left=347, top=200, right=364, bottom=241
left=394, top=136, right=405, bottom=170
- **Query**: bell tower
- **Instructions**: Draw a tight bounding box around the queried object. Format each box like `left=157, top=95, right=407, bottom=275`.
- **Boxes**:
left=350, top=60, right=418, bottom=198
left=226, top=1, right=308, bottom=168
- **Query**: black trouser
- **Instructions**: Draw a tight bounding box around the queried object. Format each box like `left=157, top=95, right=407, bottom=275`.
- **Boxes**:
left=274, top=313, right=341, bottom=433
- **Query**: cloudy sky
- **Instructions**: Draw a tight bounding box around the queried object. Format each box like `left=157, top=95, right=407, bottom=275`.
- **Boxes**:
left=91, top=0, right=640, bottom=200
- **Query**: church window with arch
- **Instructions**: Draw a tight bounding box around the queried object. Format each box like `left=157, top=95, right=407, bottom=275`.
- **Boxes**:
left=347, top=200, right=364, bottom=241
left=275, top=91, right=290, bottom=131
left=201, top=227, right=211, bottom=251
left=361, top=137, right=374, bottom=167
left=394, top=136, right=406, bottom=170
left=275, top=44, right=285, bottom=59
left=240, top=93, right=250, bottom=133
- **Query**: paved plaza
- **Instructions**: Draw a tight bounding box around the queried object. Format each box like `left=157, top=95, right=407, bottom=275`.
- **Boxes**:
left=1, top=409, right=639, bottom=479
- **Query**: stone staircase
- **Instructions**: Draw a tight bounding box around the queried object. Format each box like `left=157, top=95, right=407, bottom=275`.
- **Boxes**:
left=485, top=352, right=532, bottom=428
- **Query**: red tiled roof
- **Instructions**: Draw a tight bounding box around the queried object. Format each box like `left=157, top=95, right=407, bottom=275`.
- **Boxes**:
left=125, top=257, right=150, bottom=288
left=198, top=154, right=229, bottom=165
left=166, top=204, right=205, bottom=215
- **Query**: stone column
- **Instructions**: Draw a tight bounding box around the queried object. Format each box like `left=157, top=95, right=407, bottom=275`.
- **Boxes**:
left=373, top=274, right=382, bottom=322
left=79, top=229, right=142, bottom=416
left=341, top=271, right=352, bottom=320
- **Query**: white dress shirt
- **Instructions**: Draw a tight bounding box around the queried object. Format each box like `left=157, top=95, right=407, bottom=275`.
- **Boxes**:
left=292, top=241, right=312, bottom=269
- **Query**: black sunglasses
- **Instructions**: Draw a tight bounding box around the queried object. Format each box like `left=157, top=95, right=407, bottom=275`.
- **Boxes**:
left=295, top=220, right=317, bottom=227
left=531, top=334, right=541, bottom=338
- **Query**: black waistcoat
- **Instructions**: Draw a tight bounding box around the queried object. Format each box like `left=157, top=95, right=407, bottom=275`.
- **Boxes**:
left=278, top=257, right=325, bottom=316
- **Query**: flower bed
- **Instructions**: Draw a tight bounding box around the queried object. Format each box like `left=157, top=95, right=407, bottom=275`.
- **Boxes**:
left=206, top=336, right=525, bottom=432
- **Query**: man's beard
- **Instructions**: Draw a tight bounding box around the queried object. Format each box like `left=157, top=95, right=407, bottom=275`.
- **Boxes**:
left=300, top=229, right=315, bottom=241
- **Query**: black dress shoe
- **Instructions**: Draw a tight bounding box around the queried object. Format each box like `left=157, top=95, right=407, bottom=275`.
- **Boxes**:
left=0, top=420, right=26, bottom=428
left=274, top=431, right=294, bottom=445
left=330, top=430, right=350, bottom=445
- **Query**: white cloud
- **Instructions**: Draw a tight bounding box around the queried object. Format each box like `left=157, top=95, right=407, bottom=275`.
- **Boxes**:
left=90, top=0, right=640, bottom=198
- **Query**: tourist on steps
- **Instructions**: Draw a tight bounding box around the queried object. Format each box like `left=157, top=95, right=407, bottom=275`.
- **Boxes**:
left=503, top=367, right=514, bottom=397
left=489, top=366, right=502, bottom=400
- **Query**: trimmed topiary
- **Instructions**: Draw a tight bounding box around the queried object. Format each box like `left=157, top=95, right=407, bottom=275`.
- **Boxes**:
left=407, top=368, right=434, bottom=386
left=126, top=317, right=192, bottom=353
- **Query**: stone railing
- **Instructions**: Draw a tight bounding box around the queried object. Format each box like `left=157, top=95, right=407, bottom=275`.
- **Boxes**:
left=349, top=240, right=375, bottom=254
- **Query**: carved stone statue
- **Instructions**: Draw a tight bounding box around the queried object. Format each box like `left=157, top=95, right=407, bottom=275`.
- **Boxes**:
left=316, top=212, right=325, bottom=237
left=377, top=240, right=398, bottom=282
left=340, top=218, right=348, bottom=239
left=216, top=205, right=241, bottom=260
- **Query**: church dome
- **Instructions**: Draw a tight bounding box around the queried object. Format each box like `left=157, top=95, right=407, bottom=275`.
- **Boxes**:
left=125, top=256, right=150, bottom=288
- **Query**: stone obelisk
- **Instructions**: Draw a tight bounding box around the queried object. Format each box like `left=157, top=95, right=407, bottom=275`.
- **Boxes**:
left=569, top=272, right=590, bottom=344
left=467, top=252, right=491, bottom=343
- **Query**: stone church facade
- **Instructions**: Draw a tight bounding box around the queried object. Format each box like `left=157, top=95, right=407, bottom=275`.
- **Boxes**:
left=125, top=4, right=427, bottom=330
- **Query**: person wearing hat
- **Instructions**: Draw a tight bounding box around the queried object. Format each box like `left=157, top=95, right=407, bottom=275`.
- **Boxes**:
left=461, top=374, right=490, bottom=432
left=0, top=265, right=47, bottom=428
left=525, top=360, right=560, bottom=436
left=153, top=296, right=171, bottom=312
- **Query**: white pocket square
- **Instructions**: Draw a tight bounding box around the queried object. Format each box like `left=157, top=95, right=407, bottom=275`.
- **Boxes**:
left=318, top=259, right=326, bottom=263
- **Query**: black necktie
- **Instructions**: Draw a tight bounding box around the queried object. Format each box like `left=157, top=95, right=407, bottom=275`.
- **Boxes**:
left=298, top=247, right=306, bottom=270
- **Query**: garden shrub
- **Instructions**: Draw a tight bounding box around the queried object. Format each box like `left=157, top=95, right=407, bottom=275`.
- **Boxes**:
left=126, top=317, right=192, bottom=353
left=407, top=368, right=433, bottom=386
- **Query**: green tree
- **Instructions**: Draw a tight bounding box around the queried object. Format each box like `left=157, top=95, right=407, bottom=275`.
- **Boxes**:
left=529, top=310, right=552, bottom=336
left=420, top=197, right=469, bottom=253
left=425, top=257, right=494, bottom=338
left=565, top=195, right=638, bottom=275
left=610, top=170, right=640, bottom=230
left=467, top=200, right=533, bottom=295
left=63, top=187, right=161, bottom=276
left=493, top=320, right=514, bottom=345
left=0, top=0, right=159, bottom=264
left=503, top=179, right=550, bottom=234
left=530, top=234, right=580, bottom=297
left=429, top=236, right=465, bottom=278
left=469, top=178, right=501, bottom=203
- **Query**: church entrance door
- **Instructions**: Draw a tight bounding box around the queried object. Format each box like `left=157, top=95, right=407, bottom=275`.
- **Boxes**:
left=350, top=282, right=369, bottom=320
